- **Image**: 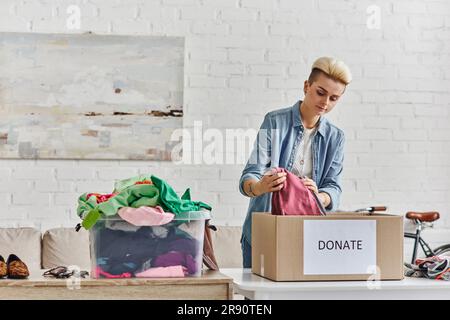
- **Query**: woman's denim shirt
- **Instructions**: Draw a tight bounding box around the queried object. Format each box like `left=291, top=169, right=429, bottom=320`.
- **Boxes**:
left=239, top=100, right=345, bottom=244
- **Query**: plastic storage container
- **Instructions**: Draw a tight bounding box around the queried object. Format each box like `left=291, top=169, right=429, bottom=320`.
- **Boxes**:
left=89, top=210, right=210, bottom=278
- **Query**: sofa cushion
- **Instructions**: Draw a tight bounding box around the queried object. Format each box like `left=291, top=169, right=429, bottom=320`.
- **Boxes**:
left=42, top=228, right=91, bottom=270
left=211, top=226, right=242, bottom=268
left=0, top=228, right=41, bottom=270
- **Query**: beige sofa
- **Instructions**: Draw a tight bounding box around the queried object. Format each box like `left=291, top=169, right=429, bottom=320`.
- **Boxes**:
left=0, top=225, right=243, bottom=273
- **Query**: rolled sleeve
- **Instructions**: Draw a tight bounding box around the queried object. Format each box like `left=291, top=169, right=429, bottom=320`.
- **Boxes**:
left=318, top=133, right=345, bottom=211
left=238, top=114, right=273, bottom=197
left=239, top=173, right=259, bottom=196
left=319, top=186, right=341, bottom=211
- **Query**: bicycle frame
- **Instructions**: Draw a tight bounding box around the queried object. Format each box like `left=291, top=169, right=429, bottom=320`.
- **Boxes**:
left=354, top=206, right=445, bottom=264
left=404, top=220, right=436, bottom=264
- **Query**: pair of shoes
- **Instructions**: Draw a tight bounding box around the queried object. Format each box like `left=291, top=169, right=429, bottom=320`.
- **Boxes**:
left=0, top=256, right=6, bottom=278
left=0, top=254, right=30, bottom=279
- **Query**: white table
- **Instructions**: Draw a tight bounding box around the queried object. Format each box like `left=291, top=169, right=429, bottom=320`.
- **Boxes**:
left=221, top=268, right=450, bottom=300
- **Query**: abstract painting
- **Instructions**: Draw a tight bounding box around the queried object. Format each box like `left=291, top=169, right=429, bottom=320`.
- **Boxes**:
left=0, top=32, right=184, bottom=160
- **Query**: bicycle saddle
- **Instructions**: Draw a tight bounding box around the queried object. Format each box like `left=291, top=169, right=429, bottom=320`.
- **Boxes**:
left=406, top=211, right=440, bottom=222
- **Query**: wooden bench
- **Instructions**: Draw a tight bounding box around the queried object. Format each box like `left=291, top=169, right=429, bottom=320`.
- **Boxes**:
left=0, top=270, right=233, bottom=300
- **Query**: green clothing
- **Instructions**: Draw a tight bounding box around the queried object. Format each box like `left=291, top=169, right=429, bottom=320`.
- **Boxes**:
left=113, top=174, right=153, bottom=193
left=76, top=174, right=211, bottom=230
left=151, top=175, right=212, bottom=214
left=77, top=184, right=159, bottom=229
left=181, top=188, right=191, bottom=200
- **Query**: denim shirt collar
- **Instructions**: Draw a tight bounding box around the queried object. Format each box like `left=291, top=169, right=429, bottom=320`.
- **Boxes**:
left=292, top=100, right=327, bottom=137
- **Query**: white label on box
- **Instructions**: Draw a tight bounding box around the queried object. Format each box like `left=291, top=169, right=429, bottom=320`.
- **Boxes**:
left=303, top=220, right=376, bottom=275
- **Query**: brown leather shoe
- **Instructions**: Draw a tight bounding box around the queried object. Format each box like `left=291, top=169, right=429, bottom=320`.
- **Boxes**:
left=0, top=255, right=6, bottom=278
left=7, top=254, right=29, bottom=279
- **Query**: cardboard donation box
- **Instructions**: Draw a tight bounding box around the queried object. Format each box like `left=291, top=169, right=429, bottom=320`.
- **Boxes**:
left=252, top=212, right=404, bottom=281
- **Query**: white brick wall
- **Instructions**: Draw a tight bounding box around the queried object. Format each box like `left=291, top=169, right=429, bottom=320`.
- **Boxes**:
left=0, top=0, right=449, bottom=242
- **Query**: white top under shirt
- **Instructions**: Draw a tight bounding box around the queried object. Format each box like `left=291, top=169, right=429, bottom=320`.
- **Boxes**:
left=291, top=127, right=316, bottom=179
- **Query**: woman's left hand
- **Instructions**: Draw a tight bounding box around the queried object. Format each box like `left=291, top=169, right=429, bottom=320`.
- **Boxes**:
left=301, top=177, right=318, bottom=194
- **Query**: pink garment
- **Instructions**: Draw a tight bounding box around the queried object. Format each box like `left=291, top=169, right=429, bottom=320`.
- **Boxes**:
left=271, top=167, right=325, bottom=216
left=94, top=266, right=132, bottom=279
left=118, top=206, right=175, bottom=226
left=135, top=265, right=187, bottom=278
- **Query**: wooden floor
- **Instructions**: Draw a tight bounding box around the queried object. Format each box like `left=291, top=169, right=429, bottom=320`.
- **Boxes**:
left=0, top=269, right=233, bottom=300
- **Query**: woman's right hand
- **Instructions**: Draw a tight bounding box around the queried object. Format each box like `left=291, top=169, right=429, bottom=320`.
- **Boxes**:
left=254, top=170, right=287, bottom=196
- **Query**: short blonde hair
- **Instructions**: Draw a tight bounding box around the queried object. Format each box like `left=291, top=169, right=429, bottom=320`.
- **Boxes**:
left=308, top=56, right=352, bottom=85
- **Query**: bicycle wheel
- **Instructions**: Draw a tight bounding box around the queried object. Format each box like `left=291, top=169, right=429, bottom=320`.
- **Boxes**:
left=433, top=244, right=450, bottom=256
